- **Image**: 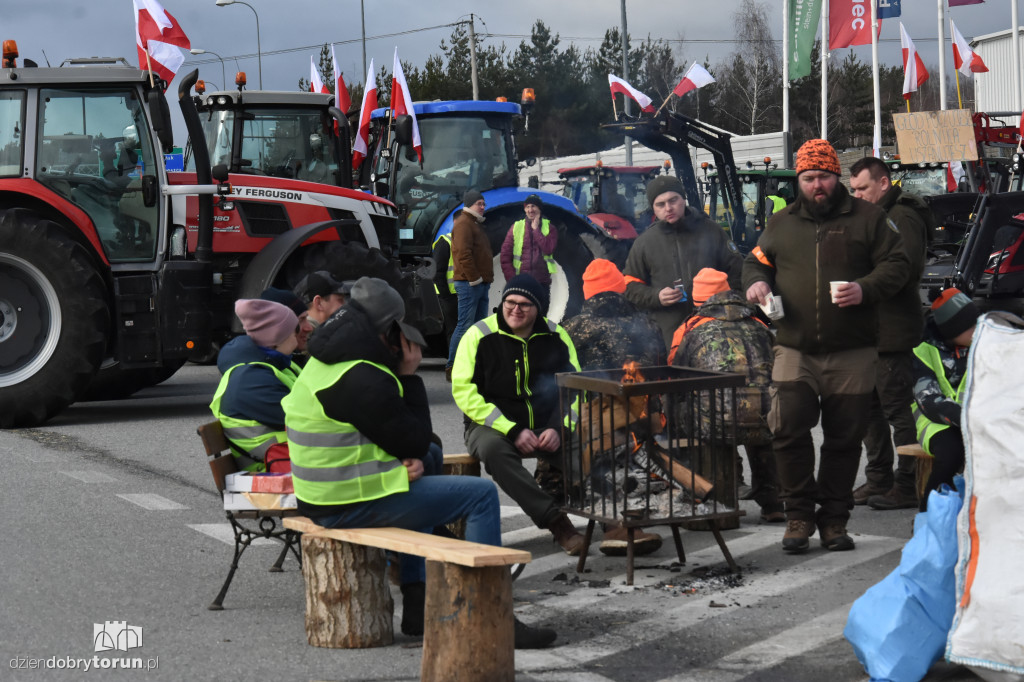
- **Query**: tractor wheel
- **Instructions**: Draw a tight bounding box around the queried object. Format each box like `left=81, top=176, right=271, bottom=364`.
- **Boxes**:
left=80, top=358, right=186, bottom=402
left=0, top=209, right=109, bottom=427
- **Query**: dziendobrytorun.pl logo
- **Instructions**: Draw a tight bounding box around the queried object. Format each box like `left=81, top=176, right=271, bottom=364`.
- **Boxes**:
left=9, top=621, right=158, bottom=672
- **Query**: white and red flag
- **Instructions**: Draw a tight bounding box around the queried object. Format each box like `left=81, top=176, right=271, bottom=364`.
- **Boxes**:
left=390, top=48, right=422, bottom=163
left=351, top=58, right=376, bottom=168
left=951, top=20, right=989, bottom=76
left=607, top=75, right=654, bottom=113
left=900, top=23, right=929, bottom=100
left=133, top=0, right=190, bottom=84
left=310, top=56, right=329, bottom=94
left=331, top=44, right=352, bottom=112
left=673, top=62, right=715, bottom=98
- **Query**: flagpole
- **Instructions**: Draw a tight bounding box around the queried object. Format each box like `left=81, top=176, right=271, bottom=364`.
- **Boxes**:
left=821, top=0, right=829, bottom=139
left=782, top=0, right=790, bottom=137
left=938, top=0, right=948, bottom=110
left=144, top=48, right=155, bottom=89
left=955, top=69, right=963, bottom=110
left=654, top=92, right=673, bottom=116
left=612, top=94, right=619, bottom=121
left=871, top=0, right=881, bottom=158
left=1014, top=0, right=1022, bottom=113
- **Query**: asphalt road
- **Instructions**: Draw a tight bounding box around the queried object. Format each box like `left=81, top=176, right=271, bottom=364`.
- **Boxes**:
left=1, top=361, right=983, bottom=681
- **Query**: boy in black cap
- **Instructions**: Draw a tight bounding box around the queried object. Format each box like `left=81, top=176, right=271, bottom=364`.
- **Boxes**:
left=452, top=273, right=587, bottom=555
left=294, top=270, right=354, bottom=327
left=912, top=288, right=980, bottom=511
left=500, top=194, right=558, bottom=291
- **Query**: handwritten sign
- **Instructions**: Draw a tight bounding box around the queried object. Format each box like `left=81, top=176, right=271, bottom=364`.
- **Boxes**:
left=893, top=110, right=978, bottom=164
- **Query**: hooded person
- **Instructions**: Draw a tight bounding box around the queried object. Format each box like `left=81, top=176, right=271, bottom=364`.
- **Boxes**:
left=911, top=288, right=981, bottom=511
left=452, top=273, right=586, bottom=556
left=210, top=299, right=301, bottom=473
left=623, top=174, right=744, bottom=347
left=561, top=259, right=666, bottom=555
left=281, top=277, right=557, bottom=648
left=500, top=193, right=558, bottom=288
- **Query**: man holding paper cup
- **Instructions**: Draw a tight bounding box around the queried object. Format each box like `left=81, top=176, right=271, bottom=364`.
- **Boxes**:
left=741, top=139, right=909, bottom=554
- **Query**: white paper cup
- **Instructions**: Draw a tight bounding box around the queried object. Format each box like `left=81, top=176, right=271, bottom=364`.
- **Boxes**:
left=830, top=281, right=848, bottom=304
left=760, top=293, right=784, bottom=320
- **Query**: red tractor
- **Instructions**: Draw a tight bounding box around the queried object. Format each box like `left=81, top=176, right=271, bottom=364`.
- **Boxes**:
left=0, top=44, right=426, bottom=427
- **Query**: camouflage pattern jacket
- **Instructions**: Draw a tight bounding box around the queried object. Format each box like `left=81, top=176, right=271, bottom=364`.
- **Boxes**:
left=562, top=292, right=665, bottom=371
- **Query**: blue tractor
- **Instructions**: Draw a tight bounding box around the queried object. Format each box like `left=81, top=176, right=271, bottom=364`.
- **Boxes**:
left=365, top=100, right=607, bottom=324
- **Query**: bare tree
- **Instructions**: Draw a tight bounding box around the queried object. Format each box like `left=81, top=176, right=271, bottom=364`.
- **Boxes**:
left=714, top=0, right=781, bottom=134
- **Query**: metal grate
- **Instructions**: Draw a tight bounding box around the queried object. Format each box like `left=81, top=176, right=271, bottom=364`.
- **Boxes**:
left=557, top=365, right=747, bottom=585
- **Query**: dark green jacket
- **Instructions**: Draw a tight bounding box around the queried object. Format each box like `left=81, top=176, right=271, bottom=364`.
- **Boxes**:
left=877, top=185, right=930, bottom=353
left=623, top=205, right=743, bottom=347
left=741, top=183, right=910, bottom=354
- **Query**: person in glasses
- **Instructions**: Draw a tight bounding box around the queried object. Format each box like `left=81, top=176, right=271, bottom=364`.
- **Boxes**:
left=451, top=274, right=586, bottom=556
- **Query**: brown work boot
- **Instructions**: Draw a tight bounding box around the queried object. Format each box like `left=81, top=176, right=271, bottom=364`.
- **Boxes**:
left=599, top=525, right=663, bottom=556
left=819, top=523, right=855, bottom=551
left=853, top=482, right=889, bottom=505
left=548, top=514, right=585, bottom=556
left=781, top=519, right=815, bottom=553
left=867, top=486, right=918, bottom=511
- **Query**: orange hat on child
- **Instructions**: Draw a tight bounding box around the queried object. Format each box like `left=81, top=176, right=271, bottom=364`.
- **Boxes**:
left=692, top=268, right=730, bottom=304
left=582, top=259, right=627, bottom=300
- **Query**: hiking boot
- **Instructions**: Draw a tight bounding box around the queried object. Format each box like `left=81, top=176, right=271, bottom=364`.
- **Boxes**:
left=445, top=365, right=453, bottom=383
left=759, top=508, right=786, bottom=523
left=867, top=486, right=918, bottom=511
left=819, top=524, right=855, bottom=551
left=548, top=514, right=585, bottom=556
left=400, top=582, right=426, bottom=636
left=514, top=617, right=557, bottom=649
left=782, top=519, right=815, bottom=553
left=853, top=482, right=888, bottom=505
left=599, top=526, right=663, bottom=556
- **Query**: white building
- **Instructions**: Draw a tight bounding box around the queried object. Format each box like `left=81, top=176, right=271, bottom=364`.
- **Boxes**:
left=972, top=27, right=1024, bottom=115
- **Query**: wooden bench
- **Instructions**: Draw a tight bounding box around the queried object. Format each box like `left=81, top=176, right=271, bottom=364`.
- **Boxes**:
left=197, top=420, right=301, bottom=610
left=896, top=443, right=933, bottom=501
left=284, top=515, right=530, bottom=682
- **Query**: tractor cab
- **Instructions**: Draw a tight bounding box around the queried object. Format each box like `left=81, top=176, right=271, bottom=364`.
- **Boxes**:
left=702, top=160, right=796, bottom=235
left=559, top=164, right=663, bottom=240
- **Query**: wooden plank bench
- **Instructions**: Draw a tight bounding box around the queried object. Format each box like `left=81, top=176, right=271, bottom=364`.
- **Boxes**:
left=896, top=444, right=933, bottom=501
left=197, top=420, right=301, bottom=610
left=283, top=515, right=531, bottom=682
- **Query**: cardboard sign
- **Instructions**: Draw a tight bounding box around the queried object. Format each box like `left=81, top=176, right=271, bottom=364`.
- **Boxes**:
left=893, top=110, right=978, bottom=164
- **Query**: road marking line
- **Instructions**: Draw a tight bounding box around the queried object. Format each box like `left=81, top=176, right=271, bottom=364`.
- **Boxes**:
left=500, top=505, right=524, bottom=518
left=116, top=493, right=188, bottom=511
left=61, top=471, right=118, bottom=483
left=656, top=605, right=852, bottom=682
left=188, top=523, right=278, bottom=547
left=515, top=534, right=902, bottom=671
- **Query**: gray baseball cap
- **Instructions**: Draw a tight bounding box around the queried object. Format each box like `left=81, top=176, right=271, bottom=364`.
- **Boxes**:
left=349, top=277, right=427, bottom=347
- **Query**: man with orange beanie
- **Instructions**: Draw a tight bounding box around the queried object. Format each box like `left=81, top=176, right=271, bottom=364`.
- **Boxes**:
left=742, top=139, right=909, bottom=553
left=670, top=268, right=784, bottom=523
left=561, top=259, right=665, bottom=555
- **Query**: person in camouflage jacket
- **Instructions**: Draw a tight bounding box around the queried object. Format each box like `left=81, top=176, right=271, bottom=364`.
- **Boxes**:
left=669, top=269, right=784, bottom=522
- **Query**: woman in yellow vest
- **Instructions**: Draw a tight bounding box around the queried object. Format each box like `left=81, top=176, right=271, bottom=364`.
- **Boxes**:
left=210, top=299, right=300, bottom=473
left=912, top=288, right=980, bottom=511
left=500, top=194, right=558, bottom=292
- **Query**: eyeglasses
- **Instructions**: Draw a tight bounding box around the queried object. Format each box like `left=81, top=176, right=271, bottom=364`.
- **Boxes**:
left=502, top=299, right=535, bottom=311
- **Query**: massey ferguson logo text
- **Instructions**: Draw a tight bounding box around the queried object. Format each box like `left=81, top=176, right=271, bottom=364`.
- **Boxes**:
left=232, top=187, right=304, bottom=201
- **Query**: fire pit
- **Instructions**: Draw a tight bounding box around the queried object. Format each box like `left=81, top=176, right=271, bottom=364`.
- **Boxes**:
left=557, top=364, right=747, bottom=585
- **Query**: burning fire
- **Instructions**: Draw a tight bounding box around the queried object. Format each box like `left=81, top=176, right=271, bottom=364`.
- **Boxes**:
left=622, top=361, right=645, bottom=384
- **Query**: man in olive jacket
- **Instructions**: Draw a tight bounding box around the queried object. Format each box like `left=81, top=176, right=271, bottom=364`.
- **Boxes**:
left=624, top=175, right=743, bottom=347
left=743, top=139, right=909, bottom=554
left=849, top=156, right=931, bottom=511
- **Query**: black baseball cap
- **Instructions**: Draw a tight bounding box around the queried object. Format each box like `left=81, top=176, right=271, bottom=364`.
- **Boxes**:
left=294, top=271, right=354, bottom=306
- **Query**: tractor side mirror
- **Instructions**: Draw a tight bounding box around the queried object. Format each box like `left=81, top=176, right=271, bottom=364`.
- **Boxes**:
left=147, top=88, right=174, bottom=154
left=142, top=175, right=158, bottom=207
left=394, top=115, right=413, bottom=146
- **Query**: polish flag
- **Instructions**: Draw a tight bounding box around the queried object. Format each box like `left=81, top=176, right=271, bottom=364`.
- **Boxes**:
left=310, top=56, right=329, bottom=94
left=331, top=44, right=352, bottom=112
left=352, top=58, right=376, bottom=168
left=947, top=161, right=966, bottom=192
left=390, top=48, right=422, bottom=163
left=608, top=75, right=654, bottom=113
left=951, top=21, right=989, bottom=76
left=673, top=62, right=715, bottom=98
left=133, top=0, right=190, bottom=85
left=900, top=23, right=929, bottom=100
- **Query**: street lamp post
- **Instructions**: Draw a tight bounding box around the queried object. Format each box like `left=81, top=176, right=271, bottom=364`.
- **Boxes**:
left=189, top=48, right=226, bottom=89
left=215, top=0, right=262, bottom=89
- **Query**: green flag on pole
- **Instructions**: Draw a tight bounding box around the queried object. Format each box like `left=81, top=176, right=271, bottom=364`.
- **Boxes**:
left=789, top=0, right=822, bottom=80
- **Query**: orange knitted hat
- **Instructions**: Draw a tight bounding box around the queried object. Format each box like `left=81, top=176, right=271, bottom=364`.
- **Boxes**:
left=692, top=268, right=730, bottom=304
left=795, top=138, right=841, bottom=176
left=582, top=259, right=626, bottom=300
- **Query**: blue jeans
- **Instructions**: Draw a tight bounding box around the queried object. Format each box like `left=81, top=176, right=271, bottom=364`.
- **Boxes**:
left=448, top=280, right=491, bottom=366
left=314, top=472, right=501, bottom=585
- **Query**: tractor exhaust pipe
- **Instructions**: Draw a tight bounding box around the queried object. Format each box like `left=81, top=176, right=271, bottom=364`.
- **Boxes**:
left=178, top=69, right=214, bottom=264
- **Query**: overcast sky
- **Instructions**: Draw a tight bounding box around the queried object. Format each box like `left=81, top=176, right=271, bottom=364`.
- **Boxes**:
left=5, top=1, right=1014, bottom=141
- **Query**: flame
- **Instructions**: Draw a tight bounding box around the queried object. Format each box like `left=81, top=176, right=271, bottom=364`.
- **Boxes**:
left=622, top=361, right=645, bottom=384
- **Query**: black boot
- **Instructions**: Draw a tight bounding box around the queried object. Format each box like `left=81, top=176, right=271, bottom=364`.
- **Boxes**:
left=400, top=582, right=425, bottom=636
left=514, top=617, right=557, bottom=649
